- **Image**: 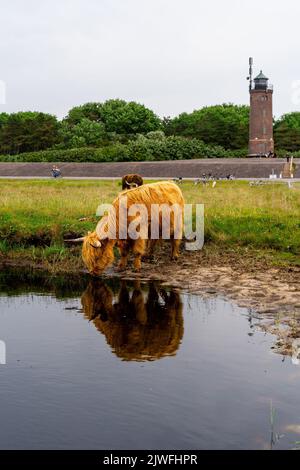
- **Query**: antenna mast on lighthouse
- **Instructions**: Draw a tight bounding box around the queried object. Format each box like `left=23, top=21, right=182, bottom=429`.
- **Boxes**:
left=247, top=57, right=253, bottom=93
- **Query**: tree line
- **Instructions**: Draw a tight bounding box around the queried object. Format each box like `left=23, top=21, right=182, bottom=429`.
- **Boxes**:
left=0, top=99, right=300, bottom=159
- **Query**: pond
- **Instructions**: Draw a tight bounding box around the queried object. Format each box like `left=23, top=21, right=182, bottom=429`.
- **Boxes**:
left=0, top=270, right=299, bottom=450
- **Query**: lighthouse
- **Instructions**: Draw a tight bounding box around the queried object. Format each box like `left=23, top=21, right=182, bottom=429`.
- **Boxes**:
left=248, top=68, right=274, bottom=156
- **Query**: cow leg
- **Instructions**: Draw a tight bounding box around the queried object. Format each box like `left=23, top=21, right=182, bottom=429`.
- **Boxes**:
left=170, top=214, right=183, bottom=260
left=117, top=241, right=130, bottom=271
left=171, top=238, right=181, bottom=260
left=148, top=239, right=158, bottom=257
left=133, top=239, right=146, bottom=271
left=142, top=239, right=158, bottom=261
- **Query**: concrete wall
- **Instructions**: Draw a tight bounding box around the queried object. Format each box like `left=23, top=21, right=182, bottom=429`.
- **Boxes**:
left=0, top=159, right=299, bottom=178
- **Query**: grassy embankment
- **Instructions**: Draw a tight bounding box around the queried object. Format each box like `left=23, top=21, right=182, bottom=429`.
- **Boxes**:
left=0, top=179, right=299, bottom=273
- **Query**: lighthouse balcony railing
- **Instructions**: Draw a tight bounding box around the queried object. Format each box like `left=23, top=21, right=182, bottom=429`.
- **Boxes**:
left=250, top=82, right=273, bottom=91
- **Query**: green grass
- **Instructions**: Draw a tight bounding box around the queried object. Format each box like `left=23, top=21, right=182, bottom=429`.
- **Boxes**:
left=0, top=178, right=299, bottom=268
left=184, top=181, right=300, bottom=255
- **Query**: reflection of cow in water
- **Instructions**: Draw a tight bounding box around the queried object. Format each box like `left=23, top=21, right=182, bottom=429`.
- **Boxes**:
left=81, top=280, right=183, bottom=361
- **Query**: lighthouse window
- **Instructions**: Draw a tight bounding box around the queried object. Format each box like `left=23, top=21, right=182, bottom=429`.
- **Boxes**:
left=261, top=96, right=267, bottom=101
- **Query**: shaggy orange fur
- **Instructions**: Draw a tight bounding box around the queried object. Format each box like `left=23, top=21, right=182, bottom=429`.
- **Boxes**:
left=82, top=231, right=115, bottom=276
left=82, top=181, right=184, bottom=275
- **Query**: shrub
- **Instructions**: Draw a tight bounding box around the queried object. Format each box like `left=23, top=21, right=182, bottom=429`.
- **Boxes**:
left=0, top=138, right=247, bottom=163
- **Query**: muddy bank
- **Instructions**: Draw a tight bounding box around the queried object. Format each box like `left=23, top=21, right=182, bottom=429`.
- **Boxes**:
left=105, top=249, right=300, bottom=358
left=1, top=246, right=300, bottom=357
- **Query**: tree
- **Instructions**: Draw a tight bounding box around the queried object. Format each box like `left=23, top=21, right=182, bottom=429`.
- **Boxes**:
left=274, top=112, right=300, bottom=151
left=0, top=112, right=60, bottom=154
left=58, top=118, right=108, bottom=148
left=64, top=103, right=103, bottom=125
left=164, top=104, right=249, bottom=150
left=275, top=112, right=300, bottom=129
left=99, top=99, right=161, bottom=135
left=64, top=99, right=161, bottom=139
left=0, top=113, right=9, bottom=127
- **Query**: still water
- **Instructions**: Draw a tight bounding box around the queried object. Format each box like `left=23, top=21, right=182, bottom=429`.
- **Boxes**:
left=0, top=271, right=299, bottom=450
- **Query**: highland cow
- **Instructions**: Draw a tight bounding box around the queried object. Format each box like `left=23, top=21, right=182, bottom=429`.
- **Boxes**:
left=71, top=181, right=184, bottom=275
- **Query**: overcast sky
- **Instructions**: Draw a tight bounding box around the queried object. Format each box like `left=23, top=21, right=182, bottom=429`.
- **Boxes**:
left=0, top=0, right=300, bottom=119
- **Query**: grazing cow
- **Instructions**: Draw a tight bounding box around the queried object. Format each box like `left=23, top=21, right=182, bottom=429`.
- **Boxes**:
left=121, top=173, right=143, bottom=190
left=81, top=279, right=183, bottom=361
left=68, top=181, right=184, bottom=275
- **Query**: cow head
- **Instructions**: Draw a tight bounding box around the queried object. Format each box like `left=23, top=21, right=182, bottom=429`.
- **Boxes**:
left=82, top=231, right=115, bottom=276
left=121, top=174, right=143, bottom=190
left=65, top=230, right=115, bottom=276
left=65, top=214, right=116, bottom=276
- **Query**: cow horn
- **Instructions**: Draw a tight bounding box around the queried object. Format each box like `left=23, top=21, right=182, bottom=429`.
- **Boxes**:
left=124, top=179, right=138, bottom=188
left=89, top=240, right=101, bottom=248
left=64, top=237, right=85, bottom=243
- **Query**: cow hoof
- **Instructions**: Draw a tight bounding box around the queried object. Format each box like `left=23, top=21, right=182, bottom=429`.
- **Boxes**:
left=117, top=265, right=126, bottom=272
left=142, top=254, right=155, bottom=262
